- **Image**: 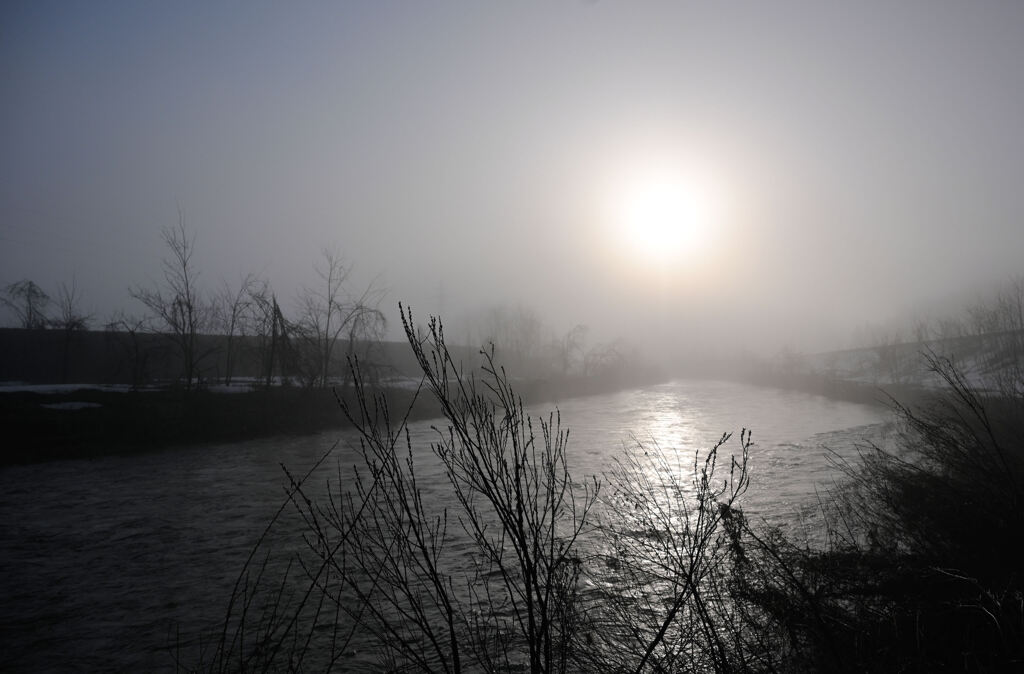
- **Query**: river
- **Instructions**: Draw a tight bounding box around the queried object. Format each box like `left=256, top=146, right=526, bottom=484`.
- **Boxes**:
left=0, top=379, right=889, bottom=672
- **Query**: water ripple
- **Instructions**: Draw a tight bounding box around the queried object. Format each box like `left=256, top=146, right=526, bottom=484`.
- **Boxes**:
left=0, top=380, right=887, bottom=671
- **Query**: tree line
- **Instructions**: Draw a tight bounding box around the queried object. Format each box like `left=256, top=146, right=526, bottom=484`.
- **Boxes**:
left=2, top=217, right=386, bottom=391
left=2, top=217, right=640, bottom=391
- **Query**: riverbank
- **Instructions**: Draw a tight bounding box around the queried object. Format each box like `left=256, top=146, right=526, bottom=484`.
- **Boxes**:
left=1, top=368, right=667, bottom=465
left=723, top=331, right=1024, bottom=410
left=733, top=368, right=933, bottom=409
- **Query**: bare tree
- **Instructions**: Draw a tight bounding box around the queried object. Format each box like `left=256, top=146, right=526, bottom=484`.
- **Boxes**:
left=870, top=330, right=908, bottom=385
left=246, top=281, right=278, bottom=387
left=584, top=338, right=631, bottom=379
left=214, top=273, right=261, bottom=386
left=245, top=283, right=300, bottom=388
left=476, top=303, right=546, bottom=377
left=205, top=309, right=758, bottom=674
left=967, top=298, right=998, bottom=337
left=557, top=324, right=589, bottom=376
left=911, top=315, right=932, bottom=345
left=589, top=431, right=752, bottom=673
left=984, top=275, right=1024, bottom=393
left=301, top=309, right=596, bottom=672
left=51, top=279, right=91, bottom=332
left=130, top=215, right=211, bottom=390
left=295, top=248, right=386, bottom=387
left=338, top=295, right=387, bottom=389
left=935, top=316, right=966, bottom=343
left=1, top=279, right=50, bottom=329
left=50, top=279, right=92, bottom=383
left=104, top=311, right=151, bottom=389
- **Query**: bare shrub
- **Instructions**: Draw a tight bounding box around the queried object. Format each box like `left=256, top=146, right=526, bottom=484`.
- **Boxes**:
left=331, top=307, right=597, bottom=672
left=200, top=310, right=1024, bottom=673
left=727, top=350, right=1024, bottom=672
left=585, top=432, right=753, bottom=673
left=202, top=307, right=606, bottom=672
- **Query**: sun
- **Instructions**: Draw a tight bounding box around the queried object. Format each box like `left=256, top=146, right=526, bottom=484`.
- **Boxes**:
left=615, top=170, right=712, bottom=265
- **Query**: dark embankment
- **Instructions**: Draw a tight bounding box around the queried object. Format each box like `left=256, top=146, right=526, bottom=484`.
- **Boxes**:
left=0, top=324, right=668, bottom=463
left=1, top=387, right=419, bottom=464
left=728, top=355, right=1024, bottom=671
left=1, top=368, right=665, bottom=465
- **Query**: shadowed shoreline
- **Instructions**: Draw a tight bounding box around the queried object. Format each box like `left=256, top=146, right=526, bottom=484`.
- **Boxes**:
left=1, top=368, right=667, bottom=465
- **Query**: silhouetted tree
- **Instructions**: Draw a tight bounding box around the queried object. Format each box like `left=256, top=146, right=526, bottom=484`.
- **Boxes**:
left=1, top=279, right=50, bottom=329
left=338, top=295, right=387, bottom=389
left=584, top=338, right=631, bottom=378
left=911, top=315, right=931, bottom=345
left=51, top=279, right=91, bottom=332
left=205, top=309, right=757, bottom=673
left=214, top=273, right=261, bottom=386
left=295, top=247, right=385, bottom=387
left=104, top=312, right=151, bottom=389
left=130, top=215, right=212, bottom=390
left=557, top=324, right=588, bottom=376
left=477, top=303, right=545, bottom=376
left=935, top=316, right=966, bottom=343
left=50, top=280, right=92, bottom=383
left=870, top=330, right=907, bottom=384
left=242, top=281, right=287, bottom=388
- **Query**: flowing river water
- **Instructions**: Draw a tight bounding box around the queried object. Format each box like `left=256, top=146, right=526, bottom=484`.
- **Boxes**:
left=0, top=380, right=890, bottom=672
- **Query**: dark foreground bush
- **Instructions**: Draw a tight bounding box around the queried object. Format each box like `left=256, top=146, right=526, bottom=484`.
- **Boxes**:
left=192, top=319, right=1024, bottom=672
left=189, top=309, right=759, bottom=673
left=725, top=351, right=1024, bottom=672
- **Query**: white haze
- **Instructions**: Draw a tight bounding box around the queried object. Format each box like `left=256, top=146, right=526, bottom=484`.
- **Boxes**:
left=2, top=2, right=1024, bottom=359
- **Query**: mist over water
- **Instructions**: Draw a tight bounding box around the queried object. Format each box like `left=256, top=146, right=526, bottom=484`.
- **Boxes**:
left=2, top=3, right=1023, bottom=670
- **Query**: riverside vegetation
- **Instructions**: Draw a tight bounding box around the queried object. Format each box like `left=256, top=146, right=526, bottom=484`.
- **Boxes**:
left=192, top=307, right=1024, bottom=672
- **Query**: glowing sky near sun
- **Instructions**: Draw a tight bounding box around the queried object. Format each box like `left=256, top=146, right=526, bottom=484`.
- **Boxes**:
left=3, top=2, right=1024, bottom=354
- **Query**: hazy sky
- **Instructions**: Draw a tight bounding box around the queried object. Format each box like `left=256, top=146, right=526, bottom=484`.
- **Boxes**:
left=3, top=1, right=1024, bottom=355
